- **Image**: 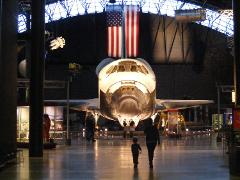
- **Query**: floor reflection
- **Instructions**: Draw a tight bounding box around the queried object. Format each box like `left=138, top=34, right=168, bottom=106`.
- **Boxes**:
left=0, top=133, right=231, bottom=180
left=132, top=168, right=139, bottom=179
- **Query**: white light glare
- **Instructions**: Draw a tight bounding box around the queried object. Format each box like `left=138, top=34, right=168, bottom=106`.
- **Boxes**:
left=50, top=37, right=65, bottom=50
left=232, top=91, right=236, bottom=103
left=218, top=9, right=233, bottom=17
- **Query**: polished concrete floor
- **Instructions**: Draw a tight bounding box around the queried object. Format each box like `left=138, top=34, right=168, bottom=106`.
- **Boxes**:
left=0, top=133, right=237, bottom=180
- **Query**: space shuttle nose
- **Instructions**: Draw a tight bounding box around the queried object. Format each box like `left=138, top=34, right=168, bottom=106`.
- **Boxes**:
left=118, top=98, right=140, bottom=117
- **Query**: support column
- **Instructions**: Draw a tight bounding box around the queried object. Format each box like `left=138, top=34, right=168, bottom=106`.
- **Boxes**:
left=233, top=0, right=240, bottom=106
left=229, top=0, right=240, bottom=177
left=0, top=0, right=17, bottom=160
left=194, top=107, right=198, bottom=123
left=199, top=106, right=203, bottom=123
left=188, top=109, right=191, bottom=122
left=217, top=86, right=221, bottom=129
left=205, top=105, right=209, bottom=125
left=29, top=0, right=45, bottom=157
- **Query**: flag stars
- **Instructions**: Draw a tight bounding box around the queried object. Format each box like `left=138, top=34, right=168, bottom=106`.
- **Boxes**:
left=107, top=11, right=122, bottom=27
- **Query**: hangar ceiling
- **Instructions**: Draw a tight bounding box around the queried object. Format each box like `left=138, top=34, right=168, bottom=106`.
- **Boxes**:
left=43, top=0, right=232, bottom=8
left=17, top=0, right=234, bottom=66
left=18, top=0, right=234, bottom=36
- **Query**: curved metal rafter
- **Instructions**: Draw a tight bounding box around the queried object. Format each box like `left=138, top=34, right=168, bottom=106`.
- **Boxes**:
left=17, top=0, right=233, bottom=36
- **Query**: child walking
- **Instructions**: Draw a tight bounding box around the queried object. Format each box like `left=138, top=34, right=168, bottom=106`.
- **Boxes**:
left=131, top=137, right=142, bottom=168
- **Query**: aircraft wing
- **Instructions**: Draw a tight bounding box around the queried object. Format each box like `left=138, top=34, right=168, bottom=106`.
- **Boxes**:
left=45, top=98, right=100, bottom=113
left=156, top=99, right=214, bottom=111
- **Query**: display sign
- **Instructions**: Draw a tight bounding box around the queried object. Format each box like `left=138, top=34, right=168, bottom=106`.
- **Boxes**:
left=233, top=108, right=240, bottom=130
left=212, top=114, right=223, bottom=130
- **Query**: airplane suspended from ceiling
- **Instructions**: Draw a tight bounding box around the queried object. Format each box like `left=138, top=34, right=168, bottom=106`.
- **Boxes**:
left=45, top=5, right=213, bottom=126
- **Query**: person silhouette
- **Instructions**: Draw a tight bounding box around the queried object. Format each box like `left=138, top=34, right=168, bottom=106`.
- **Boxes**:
left=131, top=137, right=142, bottom=168
left=129, top=120, right=135, bottom=138
left=123, top=121, right=127, bottom=138
left=144, top=119, right=160, bottom=168
left=85, top=113, right=96, bottom=142
left=43, top=114, right=51, bottom=143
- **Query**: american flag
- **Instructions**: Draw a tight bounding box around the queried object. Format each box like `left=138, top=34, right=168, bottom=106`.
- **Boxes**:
left=107, top=6, right=139, bottom=58
left=107, top=10, right=122, bottom=58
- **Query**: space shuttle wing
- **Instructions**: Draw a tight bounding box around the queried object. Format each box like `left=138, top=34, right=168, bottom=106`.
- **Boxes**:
left=156, top=99, right=214, bottom=111
left=70, top=98, right=100, bottom=112
left=45, top=98, right=100, bottom=113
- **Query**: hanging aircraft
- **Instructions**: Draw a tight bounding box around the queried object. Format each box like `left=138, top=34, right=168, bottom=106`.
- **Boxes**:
left=46, top=57, right=213, bottom=126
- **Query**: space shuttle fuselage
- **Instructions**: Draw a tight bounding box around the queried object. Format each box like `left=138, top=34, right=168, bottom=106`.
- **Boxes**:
left=96, top=58, right=156, bottom=125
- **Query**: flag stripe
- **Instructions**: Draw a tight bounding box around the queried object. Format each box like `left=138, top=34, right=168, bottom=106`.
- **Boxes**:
left=125, top=7, right=129, bottom=58
left=108, top=26, right=121, bottom=57
left=135, top=8, right=139, bottom=57
left=118, top=27, right=122, bottom=57
left=113, top=26, right=116, bottom=57
left=129, top=6, right=132, bottom=57
left=133, top=6, right=135, bottom=57
left=125, top=6, right=139, bottom=57
left=108, top=27, right=111, bottom=57
left=131, top=6, right=134, bottom=57
left=133, top=6, right=138, bottom=57
left=116, top=27, right=118, bottom=57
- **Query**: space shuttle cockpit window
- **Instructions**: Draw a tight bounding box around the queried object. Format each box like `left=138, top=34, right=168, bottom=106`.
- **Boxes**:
left=118, top=65, right=125, bottom=72
left=137, top=66, right=144, bottom=73
left=135, top=65, right=148, bottom=74
left=106, top=66, right=114, bottom=74
left=112, top=66, right=118, bottom=73
left=106, top=62, right=149, bottom=74
left=131, top=65, right=137, bottom=72
left=141, top=65, right=149, bottom=74
left=106, top=65, right=118, bottom=75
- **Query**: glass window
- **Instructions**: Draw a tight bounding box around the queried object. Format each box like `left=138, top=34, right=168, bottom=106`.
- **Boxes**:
left=18, top=14, right=27, bottom=33
left=141, top=65, right=149, bottom=74
left=131, top=65, right=137, bottom=72
left=118, top=65, right=125, bottom=72
left=106, top=65, right=118, bottom=74
left=112, top=66, right=118, bottom=73
left=137, top=65, right=144, bottom=74
left=106, top=66, right=114, bottom=74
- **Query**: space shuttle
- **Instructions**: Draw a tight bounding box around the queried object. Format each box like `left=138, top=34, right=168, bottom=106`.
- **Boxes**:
left=97, top=58, right=155, bottom=126
left=50, top=57, right=213, bottom=127
left=46, top=5, right=213, bottom=126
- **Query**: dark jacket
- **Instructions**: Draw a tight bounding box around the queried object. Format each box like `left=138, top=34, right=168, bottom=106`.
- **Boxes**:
left=131, top=143, right=142, bottom=154
left=144, top=125, right=160, bottom=144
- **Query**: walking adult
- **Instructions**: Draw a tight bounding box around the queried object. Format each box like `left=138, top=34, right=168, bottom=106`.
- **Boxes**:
left=43, top=114, right=51, bottom=143
left=85, top=113, right=96, bottom=142
left=144, top=119, right=160, bottom=168
left=129, top=120, right=135, bottom=138
left=123, top=121, right=127, bottom=138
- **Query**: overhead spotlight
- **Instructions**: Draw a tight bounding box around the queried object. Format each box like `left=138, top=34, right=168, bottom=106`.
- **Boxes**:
left=109, top=0, right=116, bottom=3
